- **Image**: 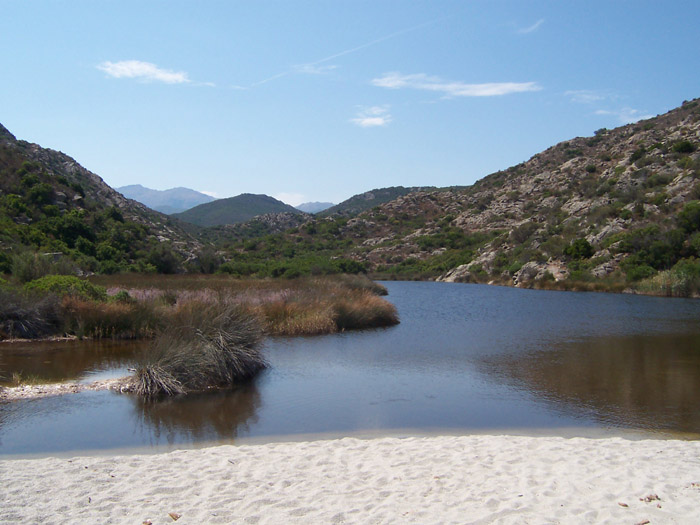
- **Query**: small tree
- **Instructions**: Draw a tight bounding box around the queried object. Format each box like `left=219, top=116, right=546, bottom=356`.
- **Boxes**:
left=564, top=238, right=594, bottom=260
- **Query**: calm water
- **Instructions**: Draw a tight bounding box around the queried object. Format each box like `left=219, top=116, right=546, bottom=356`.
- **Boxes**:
left=2, top=282, right=700, bottom=456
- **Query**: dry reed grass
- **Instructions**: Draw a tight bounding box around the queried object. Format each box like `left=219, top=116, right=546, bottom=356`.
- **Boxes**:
left=132, top=303, right=266, bottom=398
left=96, top=274, right=399, bottom=336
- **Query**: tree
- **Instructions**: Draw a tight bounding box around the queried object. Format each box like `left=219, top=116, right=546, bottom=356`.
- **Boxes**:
left=564, top=238, right=594, bottom=259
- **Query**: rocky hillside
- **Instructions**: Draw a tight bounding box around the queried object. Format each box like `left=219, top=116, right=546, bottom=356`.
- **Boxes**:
left=349, top=99, right=700, bottom=287
left=318, top=186, right=441, bottom=217
left=219, top=99, right=700, bottom=293
left=0, top=123, right=201, bottom=274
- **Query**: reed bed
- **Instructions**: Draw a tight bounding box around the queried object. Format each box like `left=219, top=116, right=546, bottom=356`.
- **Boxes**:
left=98, top=274, right=398, bottom=337
left=2, top=274, right=398, bottom=341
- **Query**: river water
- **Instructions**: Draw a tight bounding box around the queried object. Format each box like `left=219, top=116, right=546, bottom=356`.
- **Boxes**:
left=2, top=282, right=700, bottom=456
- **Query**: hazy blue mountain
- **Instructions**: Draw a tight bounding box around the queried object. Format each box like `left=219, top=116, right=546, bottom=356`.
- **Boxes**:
left=173, top=193, right=303, bottom=227
left=295, top=201, right=335, bottom=213
left=117, top=184, right=216, bottom=214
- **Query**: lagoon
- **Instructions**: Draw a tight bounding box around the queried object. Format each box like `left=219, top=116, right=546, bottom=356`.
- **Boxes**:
left=2, top=281, right=700, bottom=456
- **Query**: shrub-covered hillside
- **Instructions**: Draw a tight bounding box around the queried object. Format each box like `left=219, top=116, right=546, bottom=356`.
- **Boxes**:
left=212, top=98, right=700, bottom=295
left=0, top=123, right=202, bottom=276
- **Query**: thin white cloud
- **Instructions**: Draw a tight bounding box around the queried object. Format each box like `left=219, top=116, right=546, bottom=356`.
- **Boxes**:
left=372, top=72, right=541, bottom=98
left=97, top=60, right=190, bottom=84
left=566, top=89, right=610, bottom=104
left=293, top=64, right=338, bottom=75
left=274, top=192, right=306, bottom=206
left=595, top=108, right=654, bottom=124
left=351, top=106, right=392, bottom=127
left=200, top=190, right=220, bottom=199
left=251, top=18, right=445, bottom=87
left=517, top=19, right=545, bottom=34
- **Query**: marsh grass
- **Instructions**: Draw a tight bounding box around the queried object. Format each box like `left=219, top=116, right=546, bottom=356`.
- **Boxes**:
left=132, top=303, right=266, bottom=398
left=60, top=296, right=164, bottom=339
left=0, top=288, right=61, bottom=340
left=2, top=274, right=398, bottom=341
left=635, top=270, right=700, bottom=298
left=94, top=274, right=399, bottom=336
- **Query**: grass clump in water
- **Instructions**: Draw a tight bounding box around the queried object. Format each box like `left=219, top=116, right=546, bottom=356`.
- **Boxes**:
left=132, top=302, right=266, bottom=398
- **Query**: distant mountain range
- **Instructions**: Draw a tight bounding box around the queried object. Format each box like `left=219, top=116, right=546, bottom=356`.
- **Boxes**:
left=117, top=184, right=216, bottom=214
left=295, top=201, right=335, bottom=214
left=172, top=193, right=304, bottom=227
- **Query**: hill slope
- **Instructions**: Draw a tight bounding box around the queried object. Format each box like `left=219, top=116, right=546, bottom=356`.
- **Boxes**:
left=0, top=123, right=201, bottom=274
left=173, top=193, right=304, bottom=227
left=214, top=99, right=700, bottom=293
left=318, top=186, right=438, bottom=217
left=117, top=184, right=215, bottom=214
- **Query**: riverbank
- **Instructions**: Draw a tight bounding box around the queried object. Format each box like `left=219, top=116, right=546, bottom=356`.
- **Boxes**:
left=2, top=434, right=699, bottom=524
left=0, top=377, right=129, bottom=402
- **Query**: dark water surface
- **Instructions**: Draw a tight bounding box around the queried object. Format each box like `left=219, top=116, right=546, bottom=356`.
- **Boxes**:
left=2, top=282, right=700, bottom=456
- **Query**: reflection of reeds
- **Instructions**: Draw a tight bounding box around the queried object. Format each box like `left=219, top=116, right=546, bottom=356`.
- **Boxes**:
left=132, top=303, right=266, bottom=398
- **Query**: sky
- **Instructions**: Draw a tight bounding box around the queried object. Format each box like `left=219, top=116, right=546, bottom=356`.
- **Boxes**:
left=1, top=1, right=699, bottom=206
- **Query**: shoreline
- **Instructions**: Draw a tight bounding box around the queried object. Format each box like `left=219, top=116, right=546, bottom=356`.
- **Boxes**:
left=0, top=377, right=131, bottom=402
left=2, top=434, right=699, bottom=524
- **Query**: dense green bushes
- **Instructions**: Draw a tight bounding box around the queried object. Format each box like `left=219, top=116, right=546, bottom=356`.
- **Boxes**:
left=24, top=275, right=107, bottom=301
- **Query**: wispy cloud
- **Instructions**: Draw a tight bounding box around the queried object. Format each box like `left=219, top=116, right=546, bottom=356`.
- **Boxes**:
left=517, top=19, right=545, bottom=34
left=372, top=72, right=541, bottom=98
left=595, top=107, right=654, bottom=124
left=351, top=106, right=392, bottom=127
left=565, top=89, right=610, bottom=104
left=566, top=89, right=651, bottom=123
left=200, top=190, right=220, bottom=199
left=293, top=64, right=338, bottom=75
left=251, top=18, right=444, bottom=87
left=97, top=60, right=191, bottom=84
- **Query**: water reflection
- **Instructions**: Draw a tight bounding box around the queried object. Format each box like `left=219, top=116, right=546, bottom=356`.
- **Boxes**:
left=481, top=333, right=700, bottom=435
left=0, top=340, right=143, bottom=385
left=3, top=282, right=700, bottom=456
left=132, top=381, right=261, bottom=442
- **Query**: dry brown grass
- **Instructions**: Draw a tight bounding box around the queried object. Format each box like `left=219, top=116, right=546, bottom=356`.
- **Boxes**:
left=92, top=274, right=399, bottom=337
left=132, top=303, right=266, bottom=398
left=61, top=296, right=164, bottom=339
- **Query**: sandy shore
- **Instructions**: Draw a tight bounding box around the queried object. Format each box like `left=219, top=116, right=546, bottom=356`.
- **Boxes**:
left=2, top=435, right=700, bottom=524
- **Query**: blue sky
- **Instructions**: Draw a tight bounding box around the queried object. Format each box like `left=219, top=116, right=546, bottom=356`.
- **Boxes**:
left=1, top=1, right=699, bottom=206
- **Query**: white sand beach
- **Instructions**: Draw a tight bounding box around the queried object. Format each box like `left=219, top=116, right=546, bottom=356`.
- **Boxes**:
left=2, top=435, right=700, bottom=524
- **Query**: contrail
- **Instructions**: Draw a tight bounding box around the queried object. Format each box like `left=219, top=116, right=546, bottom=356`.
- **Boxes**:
left=250, top=17, right=445, bottom=87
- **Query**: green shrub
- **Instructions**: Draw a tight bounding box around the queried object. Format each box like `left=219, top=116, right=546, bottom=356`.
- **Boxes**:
left=24, top=275, right=107, bottom=301
left=678, top=201, right=700, bottom=233
left=629, top=146, right=646, bottom=163
left=672, top=140, right=696, bottom=154
left=11, top=252, right=56, bottom=283
left=564, top=238, right=594, bottom=259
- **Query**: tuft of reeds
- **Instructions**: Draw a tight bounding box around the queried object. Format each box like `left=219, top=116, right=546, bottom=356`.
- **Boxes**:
left=332, top=290, right=400, bottom=330
left=132, top=302, right=266, bottom=398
